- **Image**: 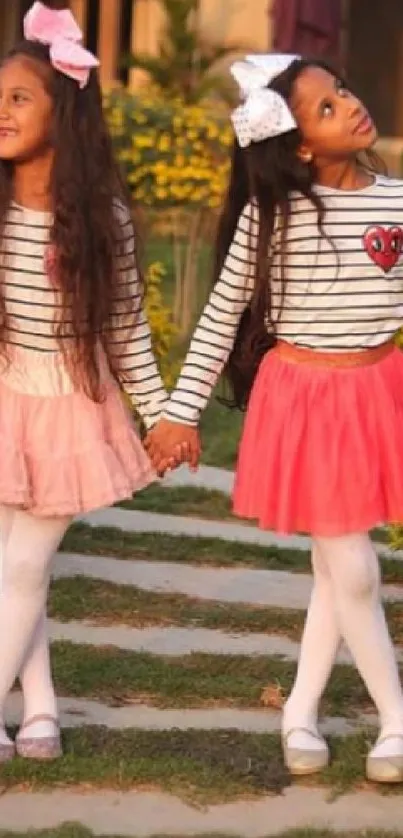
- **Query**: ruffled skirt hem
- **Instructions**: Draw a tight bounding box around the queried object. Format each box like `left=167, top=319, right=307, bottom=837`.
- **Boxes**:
left=0, top=348, right=155, bottom=517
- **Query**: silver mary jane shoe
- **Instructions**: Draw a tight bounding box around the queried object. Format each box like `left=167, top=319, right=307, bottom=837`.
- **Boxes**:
left=366, top=735, right=403, bottom=784
left=282, top=727, right=329, bottom=776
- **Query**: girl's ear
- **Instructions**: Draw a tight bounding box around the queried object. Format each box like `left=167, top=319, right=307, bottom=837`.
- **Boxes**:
left=297, top=143, right=313, bottom=164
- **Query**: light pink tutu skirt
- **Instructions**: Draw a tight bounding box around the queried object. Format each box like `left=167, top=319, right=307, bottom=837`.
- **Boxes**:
left=233, top=339, right=403, bottom=537
left=0, top=347, right=155, bottom=517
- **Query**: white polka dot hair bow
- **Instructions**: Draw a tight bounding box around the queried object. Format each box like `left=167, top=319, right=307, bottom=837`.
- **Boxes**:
left=231, top=54, right=300, bottom=148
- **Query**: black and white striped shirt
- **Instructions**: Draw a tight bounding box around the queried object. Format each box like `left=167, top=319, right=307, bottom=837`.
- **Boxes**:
left=166, top=175, right=403, bottom=425
left=2, top=202, right=167, bottom=428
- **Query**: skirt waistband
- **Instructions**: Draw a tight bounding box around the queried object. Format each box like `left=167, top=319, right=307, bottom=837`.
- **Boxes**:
left=273, top=339, right=396, bottom=368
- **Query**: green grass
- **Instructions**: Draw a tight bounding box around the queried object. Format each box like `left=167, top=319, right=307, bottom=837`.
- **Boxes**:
left=49, top=576, right=306, bottom=637
left=61, top=523, right=403, bottom=584
left=146, top=234, right=212, bottom=316
left=200, top=394, right=243, bottom=469
left=61, top=522, right=312, bottom=570
left=0, top=727, right=385, bottom=800
left=0, top=726, right=289, bottom=800
left=49, top=641, right=379, bottom=719
left=3, top=832, right=403, bottom=838
left=372, top=526, right=389, bottom=544
left=118, top=484, right=235, bottom=519
left=48, top=576, right=403, bottom=647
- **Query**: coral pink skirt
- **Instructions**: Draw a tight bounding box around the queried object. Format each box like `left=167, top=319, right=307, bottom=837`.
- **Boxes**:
left=0, top=347, right=155, bottom=517
left=233, top=339, right=403, bottom=536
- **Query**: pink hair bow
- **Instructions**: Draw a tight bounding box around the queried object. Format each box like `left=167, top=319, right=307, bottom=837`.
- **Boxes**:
left=24, top=1, right=99, bottom=89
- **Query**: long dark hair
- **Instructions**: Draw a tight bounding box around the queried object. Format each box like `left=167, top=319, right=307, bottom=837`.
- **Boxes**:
left=216, top=58, right=383, bottom=409
left=0, top=40, right=138, bottom=401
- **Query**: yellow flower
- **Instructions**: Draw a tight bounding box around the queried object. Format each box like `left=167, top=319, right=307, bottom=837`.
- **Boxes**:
left=155, top=187, right=168, bottom=200
left=144, top=261, right=178, bottom=388
left=207, top=123, right=219, bottom=139
left=132, top=134, right=154, bottom=149
left=133, top=112, right=147, bottom=124
left=158, top=134, right=171, bottom=152
left=104, top=90, right=231, bottom=209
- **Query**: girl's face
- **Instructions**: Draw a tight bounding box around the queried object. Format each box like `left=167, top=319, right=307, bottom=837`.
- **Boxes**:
left=290, top=66, right=378, bottom=163
left=0, top=57, right=53, bottom=162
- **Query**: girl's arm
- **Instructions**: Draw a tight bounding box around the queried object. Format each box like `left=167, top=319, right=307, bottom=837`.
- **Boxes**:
left=108, top=205, right=168, bottom=429
left=144, top=202, right=259, bottom=467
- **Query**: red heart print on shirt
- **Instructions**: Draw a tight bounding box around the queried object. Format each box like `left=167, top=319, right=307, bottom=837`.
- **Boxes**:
left=363, top=225, right=403, bottom=273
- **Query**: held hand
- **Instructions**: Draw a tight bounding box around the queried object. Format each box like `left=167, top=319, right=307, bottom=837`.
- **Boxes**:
left=149, top=443, right=189, bottom=478
left=144, top=419, right=201, bottom=476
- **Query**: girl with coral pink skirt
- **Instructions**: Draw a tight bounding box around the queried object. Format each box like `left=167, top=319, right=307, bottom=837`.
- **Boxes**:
left=0, top=4, right=165, bottom=762
left=146, top=55, right=403, bottom=783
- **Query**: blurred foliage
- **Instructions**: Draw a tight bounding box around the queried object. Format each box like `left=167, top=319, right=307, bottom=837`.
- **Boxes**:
left=126, top=0, right=240, bottom=105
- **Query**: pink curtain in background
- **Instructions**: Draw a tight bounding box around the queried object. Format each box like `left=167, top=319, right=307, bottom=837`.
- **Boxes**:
left=271, top=0, right=342, bottom=68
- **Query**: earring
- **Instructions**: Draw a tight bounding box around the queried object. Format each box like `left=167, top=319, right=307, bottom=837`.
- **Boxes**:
left=302, top=153, right=313, bottom=164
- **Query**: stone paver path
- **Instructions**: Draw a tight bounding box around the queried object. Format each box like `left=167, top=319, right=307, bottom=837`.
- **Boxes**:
left=163, top=464, right=234, bottom=493
left=2, top=788, right=403, bottom=836
left=6, top=692, right=373, bottom=735
left=82, top=504, right=398, bottom=560
left=82, top=505, right=312, bottom=550
left=47, top=618, right=403, bottom=664
left=3, top=465, right=402, bottom=835
left=48, top=618, right=303, bottom=658
left=54, top=552, right=403, bottom=608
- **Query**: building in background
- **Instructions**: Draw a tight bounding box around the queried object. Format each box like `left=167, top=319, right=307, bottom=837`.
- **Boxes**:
left=271, top=0, right=343, bottom=68
left=1, top=0, right=403, bottom=145
left=0, top=0, right=271, bottom=88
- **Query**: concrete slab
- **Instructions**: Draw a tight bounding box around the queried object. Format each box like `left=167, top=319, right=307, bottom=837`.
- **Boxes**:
left=5, top=693, right=375, bottom=736
left=53, top=553, right=403, bottom=610
left=1, top=788, right=403, bottom=836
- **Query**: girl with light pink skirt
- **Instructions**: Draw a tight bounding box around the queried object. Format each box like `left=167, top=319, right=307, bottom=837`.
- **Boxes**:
left=0, top=2, right=166, bottom=761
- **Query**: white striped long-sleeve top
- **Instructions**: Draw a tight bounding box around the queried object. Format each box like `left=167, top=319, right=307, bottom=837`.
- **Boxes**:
left=165, top=175, right=403, bottom=425
left=2, top=201, right=167, bottom=428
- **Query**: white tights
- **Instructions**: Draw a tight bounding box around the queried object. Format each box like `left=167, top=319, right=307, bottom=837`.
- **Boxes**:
left=284, top=533, right=403, bottom=753
left=0, top=506, right=71, bottom=743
